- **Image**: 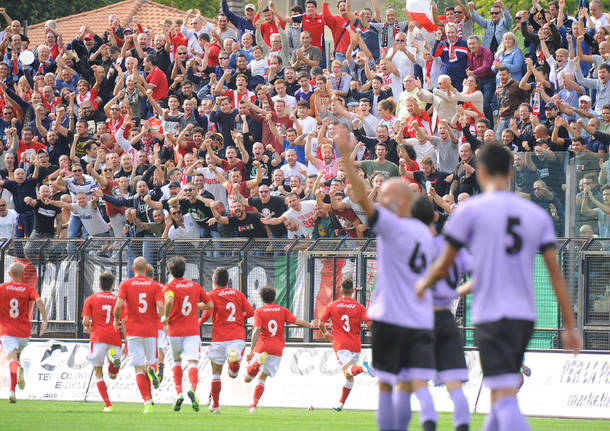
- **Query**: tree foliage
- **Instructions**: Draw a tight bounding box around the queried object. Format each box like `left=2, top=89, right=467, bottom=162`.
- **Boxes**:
left=2, top=0, right=220, bottom=27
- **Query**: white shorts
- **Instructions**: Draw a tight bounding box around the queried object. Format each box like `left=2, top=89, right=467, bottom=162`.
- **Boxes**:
left=0, top=336, right=28, bottom=356
left=157, top=329, right=168, bottom=350
left=249, top=353, right=282, bottom=377
left=336, top=350, right=360, bottom=368
left=88, top=342, right=123, bottom=367
left=169, top=335, right=201, bottom=362
left=206, top=340, right=246, bottom=365
left=126, top=337, right=158, bottom=367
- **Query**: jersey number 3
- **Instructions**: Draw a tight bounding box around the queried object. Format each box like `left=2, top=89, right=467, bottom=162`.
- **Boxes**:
left=505, top=217, right=523, bottom=255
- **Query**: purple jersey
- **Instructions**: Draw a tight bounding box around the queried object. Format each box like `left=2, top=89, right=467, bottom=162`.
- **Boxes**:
left=442, top=191, right=556, bottom=324
left=370, top=206, right=435, bottom=329
left=432, top=235, right=472, bottom=308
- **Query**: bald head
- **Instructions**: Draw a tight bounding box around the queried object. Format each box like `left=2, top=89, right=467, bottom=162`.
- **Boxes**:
left=9, top=262, right=25, bottom=281
left=133, top=257, right=148, bottom=275
left=379, top=178, right=413, bottom=217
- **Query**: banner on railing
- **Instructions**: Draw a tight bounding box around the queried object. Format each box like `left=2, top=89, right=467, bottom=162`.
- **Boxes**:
left=1, top=341, right=608, bottom=419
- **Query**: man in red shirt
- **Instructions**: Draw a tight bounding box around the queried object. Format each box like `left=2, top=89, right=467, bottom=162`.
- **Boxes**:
left=142, top=55, right=168, bottom=101
left=322, top=0, right=354, bottom=62
left=161, top=256, right=212, bottom=412
left=10, top=126, right=46, bottom=166
left=0, top=262, right=48, bottom=404
left=270, top=0, right=325, bottom=50
left=82, top=272, right=123, bottom=412
left=244, top=286, right=312, bottom=412
left=318, top=278, right=373, bottom=411
left=200, top=267, right=254, bottom=413
left=113, top=257, right=164, bottom=414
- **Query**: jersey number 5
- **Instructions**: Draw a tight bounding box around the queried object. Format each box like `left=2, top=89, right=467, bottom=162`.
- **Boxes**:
left=505, top=217, right=523, bottom=255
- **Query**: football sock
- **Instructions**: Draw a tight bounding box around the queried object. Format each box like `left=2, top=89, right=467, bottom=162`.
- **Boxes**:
left=339, top=380, right=354, bottom=404
left=8, top=360, right=19, bottom=392
left=482, top=402, right=498, bottom=431
left=229, top=360, right=240, bottom=376
left=188, top=365, right=198, bottom=391
left=96, top=378, right=111, bottom=407
left=108, top=362, right=120, bottom=378
left=347, top=365, right=363, bottom=377
left=495, top=396, right=530, bottom=431
left=376, top=390, right=394, bottom=431
left=211, top=374, right=221, bottom=408
left=415, top=387, right=438, bottom=425
left=392, top=389, right=412, bottom=431
left=136, top=372, right=151, bottom=402
left=449, top=387, right=470, bottom=429
left=173, top=363, right=183, bottom=395
left=252, top=379, right=265, bottom=407
left=246, top=362, right=261, bottom=379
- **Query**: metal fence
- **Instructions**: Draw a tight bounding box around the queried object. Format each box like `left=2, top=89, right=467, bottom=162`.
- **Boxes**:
left=2, top=237, right=608, bottom=351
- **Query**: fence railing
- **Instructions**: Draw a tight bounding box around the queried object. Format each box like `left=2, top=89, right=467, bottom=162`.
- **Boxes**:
left=2, top=237, right=608, bottom=350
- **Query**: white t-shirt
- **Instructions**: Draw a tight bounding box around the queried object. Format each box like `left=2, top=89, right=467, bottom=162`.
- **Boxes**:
left=280, top=161, right=307, bottom=184
left=391, top=48, right=416, bottom=79
left=380, top=71, right=403, bottom=100
left=0, top=209, right=18, bottom=239
left=196, top=166, right=228, bottom=207
left=248, top=58, right=269, bottom=77
left=71, top=202, right=109, bottom=236
left=168, top=213, right=200, bottom=239
left=342, top=197, right=367, bottom=223
left=405, top=138, right=437, bottom=163
left=282, top=200, right=316, bottom=238
left=298, top=116, right=317, bottom=134
left=273, top=94, right=297, bottom=112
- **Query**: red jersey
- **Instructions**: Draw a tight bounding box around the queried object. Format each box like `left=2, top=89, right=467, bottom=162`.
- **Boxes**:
left=253, top=303, right=297, bottom=356
left=299, top=14, right=325, bottom=49
left=163, top=278, right=210, bottom=337
left=319, top=297, right=369, bottom=353
left=223, top=89, right=256, bottom=109
left=16, top=140, right=47, bottom=164
left=0, top=281, right=39, bottom=338
left=146, top=66, right=169, bottom=101
left=82, top=292, right=122, bottom=347
left=208, top=286, right=254, bottom=342
left=117, top=276, right=163, bottom=337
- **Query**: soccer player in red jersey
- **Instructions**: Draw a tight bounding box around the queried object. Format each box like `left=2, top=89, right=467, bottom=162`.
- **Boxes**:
left=161, top=257, right=212, bottom=412
left=244, top=286, right=312, bottom=413
left=113, top=257, right=164, bottom=414
left=146, top=264, right=167, bottom=387
left=202, top=267, right=254, bottom=413
left=82, top=272, right=123, bottom=412
left=0, top=262, right=48, bottom=404
left=318, top=278, right=373, bottom=411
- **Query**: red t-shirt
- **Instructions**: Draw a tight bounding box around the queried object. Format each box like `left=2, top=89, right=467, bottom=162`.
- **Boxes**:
left=253, top=303, right=297, bottom=356
left=82, top=292, right=122, bottom=347
left=102, top=180, right=125, bottom=217
left=319, top=297, right=369, bottom=352
left=0, top=281, right=39, bottom=338
left=208, top=286, right=254, bottom=342
left=117, top=276, right=163, bottom=337
left=322, top=3, right=353, bottom=54
left=224, top=89, right=256, bottom=109
left=146, top=66, right=169, bottom=101
left=220, top=159, right=247, bottom=180
left=300, top=14, right=325, bottom=49
left=206, top=43, right=222, bottom=67
left=16, top=140, right=46, bottom=164
left=163, top=277, right=209, bottom=337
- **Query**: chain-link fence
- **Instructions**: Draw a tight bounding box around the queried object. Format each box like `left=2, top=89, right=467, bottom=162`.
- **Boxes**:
left=1, top=237, right=608, bottom=350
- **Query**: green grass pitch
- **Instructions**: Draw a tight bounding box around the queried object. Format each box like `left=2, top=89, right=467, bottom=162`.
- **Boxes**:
left=1, top=401, right=609, bottom=430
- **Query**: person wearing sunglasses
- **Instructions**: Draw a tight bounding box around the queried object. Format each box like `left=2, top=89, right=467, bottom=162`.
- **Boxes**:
left=468, top=0, right=513, bottom=54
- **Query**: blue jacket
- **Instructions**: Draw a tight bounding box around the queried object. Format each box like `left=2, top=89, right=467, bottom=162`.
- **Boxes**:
left=432, top=38, right=469, bottom=90
left=471, top=8, right=513, bottom=50
left=222, top=0, right=256, bottom=41
left=492, top=48, right=525, bottom=85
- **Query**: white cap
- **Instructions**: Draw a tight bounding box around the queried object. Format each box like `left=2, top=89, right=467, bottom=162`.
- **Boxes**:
left=245, top=3, right=256, bottom=11
left=579, top=95, right=591, bottom=103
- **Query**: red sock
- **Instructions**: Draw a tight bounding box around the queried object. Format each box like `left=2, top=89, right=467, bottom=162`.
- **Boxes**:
left=252, top=381, right=265, bottom=407
left=188, top=366, right=198, bottom=391
left=9, top=360, right=19, bottom=391
left=96, top=379, right=111, bottom=407
left=108, top=362, right=120, bottom=379
left=340, top=381, right=354, bottom=404
left=246, top=362, right=261, bottom=379
left=135, top=372, right=151, bottom=402
left=348, top=365, right=363, bottom=376
left=173, top=365, right=183, bottom=395
left=211, top=375, right=221, bottom=408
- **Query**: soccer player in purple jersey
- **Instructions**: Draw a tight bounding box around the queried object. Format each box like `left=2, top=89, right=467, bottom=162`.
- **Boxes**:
left=412, top=197, right=472, bottom=431
left=336, top=123, right=438, bottom=431
left=416, top=144, right=581, bottom=431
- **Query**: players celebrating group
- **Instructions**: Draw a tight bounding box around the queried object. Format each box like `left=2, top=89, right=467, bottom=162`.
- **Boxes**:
left=1, top=134, right=582, bottom=429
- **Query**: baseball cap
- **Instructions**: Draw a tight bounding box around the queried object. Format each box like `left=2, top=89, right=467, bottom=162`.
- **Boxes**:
left=169, top=181, right=181, bottom=188
left=245, top=3, right=256, bottom=11
left=544, top=102, right=557, bottom=110
left=37, top=148, right=48, bottom=154
left=83, top=33, right=93, bottom=40
left=579, top=95, right=591, bottom=103
left=123, top=27, right=134, bottom=34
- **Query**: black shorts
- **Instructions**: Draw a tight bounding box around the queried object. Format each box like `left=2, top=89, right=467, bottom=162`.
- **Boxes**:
left=434, top=310, right=467, bottom=372
left=475, top=319, right=534, bottom=377
left=372, top=320, right=435, bottom=375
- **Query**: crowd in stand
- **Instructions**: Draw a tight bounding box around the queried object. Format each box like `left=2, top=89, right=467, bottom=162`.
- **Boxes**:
left=0, top=0, right=608, bottom=257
